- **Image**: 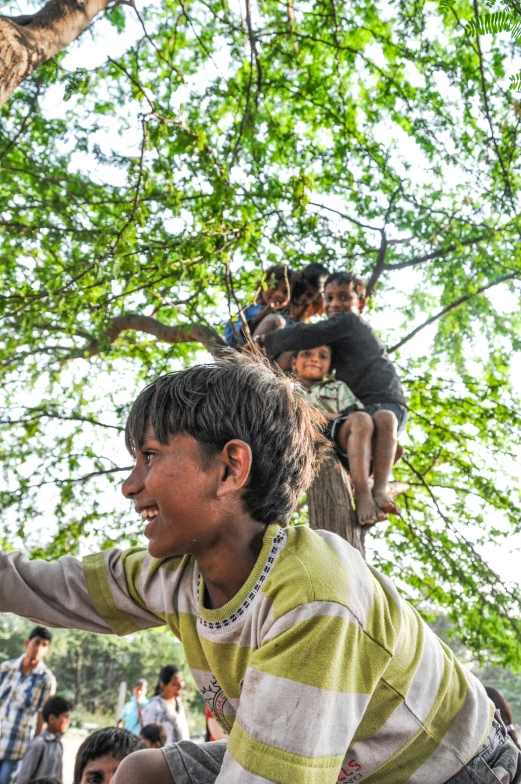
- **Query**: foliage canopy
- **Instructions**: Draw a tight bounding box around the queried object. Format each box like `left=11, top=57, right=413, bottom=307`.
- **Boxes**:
left=1, top=0, right=521, bottom=665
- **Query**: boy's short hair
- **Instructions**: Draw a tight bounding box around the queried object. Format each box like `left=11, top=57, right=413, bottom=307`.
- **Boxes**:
left=264, top=264, right=294, bottom=289
left=140, top=723, right=167, bottom=747
left=302, top=263, right=329, bottom=289
left=28, top=626, right=52, bottom=643
left=126, top=354, right=328, bottom=525
left=325, top=271, right=367, bottom=299
left=134, top=677, right=148, bottom=688
left=42, top=695, right=73, bottom=722
left=74, top=728, right=145, bottom=784
left=26, top=778, right=62, bottom=784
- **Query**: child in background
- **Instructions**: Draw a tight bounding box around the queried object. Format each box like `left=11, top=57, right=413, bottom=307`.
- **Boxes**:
left=116, top=678, right=148, bottom=735
left=224, top=265, right=294, bottom=348
left=142, top=666, right=189, bottom=746
left=17, top=696, right=72, bottom=784
left=73, top=728, right=145, bottom=784
left=140, top=724, right=167, bottom=749
left=264, top=270, right=407, bottom=524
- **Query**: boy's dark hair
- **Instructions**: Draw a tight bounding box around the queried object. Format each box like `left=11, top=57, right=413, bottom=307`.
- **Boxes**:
left=264, top=264, right=294, bottom=289
left=302, top=263, right=329, bottom=289
left=134, top=677, right=147, bottom=688
left=485, top=686, right=514, bottom=727
left=42, top=695, right=73, bottom=722
left=154, top=664, right=181, bottom=696
left=325, top=271, right=367, bottom=299
left=26, top=778, right=62, bottom=784
left=28, top=626, right=52, bottom=643
left=74, top=728, right=145, bottom=784
left=125, top=354, right=328, bottom=525
left=140, top=723, right=167, bottom=747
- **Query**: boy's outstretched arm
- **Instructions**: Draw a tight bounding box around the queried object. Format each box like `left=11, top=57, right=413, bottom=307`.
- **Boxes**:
left=264, top=315, right=351, bottom=359
left=0, top=548, right=166, bottom=634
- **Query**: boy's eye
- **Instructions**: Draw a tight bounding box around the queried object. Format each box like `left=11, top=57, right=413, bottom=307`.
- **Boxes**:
left=143, top=452, right=157, bottom=464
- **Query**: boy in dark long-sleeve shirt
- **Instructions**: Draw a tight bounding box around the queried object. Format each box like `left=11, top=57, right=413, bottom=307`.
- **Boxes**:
left=17, top=696, right=72, bottom=784
left=263, top=271, right=407, bottom=524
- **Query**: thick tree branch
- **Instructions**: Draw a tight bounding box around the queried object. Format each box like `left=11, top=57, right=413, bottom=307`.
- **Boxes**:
left=365, top=231, right=387, bottom=297
left=388, top=271, right=519, bottom=353
left=0, top=0, right=112, bottom=106
left=81, top=313, right=227, bottom=358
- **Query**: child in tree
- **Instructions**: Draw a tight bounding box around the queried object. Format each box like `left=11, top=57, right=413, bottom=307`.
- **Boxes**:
left=287, top=263, right=330, bottom=323
left=291, top=345, right=391, bottom=525
left=17, top=696, right=72, bottom=784
left=0, top=356, right=517, bottom=784
left=263, top=270, right=407, bottom=525
left=224, top=265, right=294, bottom=348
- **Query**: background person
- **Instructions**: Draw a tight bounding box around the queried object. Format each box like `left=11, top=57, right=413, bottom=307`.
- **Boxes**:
left=16, top=695, right=72, bottom=784
left=139, top=724, right=166, bottom=749
left=116, top=678, right=148, bottom=735
left=73, top=727, right=145, bottom=784
left=141, top=667, right=189, bottom=746
left=0, top=627, right=56, bottom=784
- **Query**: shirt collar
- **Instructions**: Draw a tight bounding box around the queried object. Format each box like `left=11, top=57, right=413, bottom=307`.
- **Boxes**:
left=16, top=654, right=49, bottom=676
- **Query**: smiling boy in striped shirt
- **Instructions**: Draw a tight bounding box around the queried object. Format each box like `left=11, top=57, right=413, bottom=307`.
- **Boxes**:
left=0, top=355, right=519, bottom=784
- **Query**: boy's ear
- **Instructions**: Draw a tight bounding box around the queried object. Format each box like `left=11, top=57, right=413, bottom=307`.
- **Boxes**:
left=359, top=296, right=367, bottom=313
left=216, top=440, right=252, bottom=499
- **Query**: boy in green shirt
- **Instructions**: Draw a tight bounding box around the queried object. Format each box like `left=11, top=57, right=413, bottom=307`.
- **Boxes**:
left=0, top=356, right=518, bottom=784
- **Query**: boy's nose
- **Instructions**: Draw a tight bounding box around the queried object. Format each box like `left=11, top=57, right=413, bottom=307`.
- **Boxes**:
left=122, top=464, right=145, bottom=499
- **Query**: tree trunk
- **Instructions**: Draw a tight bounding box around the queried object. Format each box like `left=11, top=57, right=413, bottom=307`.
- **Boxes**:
left=307, top=455, right=366, bottom=558
left=0, top=0, right=111, bottom=106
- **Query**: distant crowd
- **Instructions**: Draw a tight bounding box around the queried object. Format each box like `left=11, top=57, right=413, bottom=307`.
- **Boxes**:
left=0, top=626, right=226, bottom=784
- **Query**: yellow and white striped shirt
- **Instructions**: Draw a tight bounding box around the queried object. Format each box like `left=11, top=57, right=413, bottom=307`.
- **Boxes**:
left=0, top=524, right=493, bottom=783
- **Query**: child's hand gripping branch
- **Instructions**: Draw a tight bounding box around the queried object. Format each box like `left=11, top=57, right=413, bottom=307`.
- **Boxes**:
left=264, top=271, right=408, bottom=523
left=0, top=355, right=515, bottom=784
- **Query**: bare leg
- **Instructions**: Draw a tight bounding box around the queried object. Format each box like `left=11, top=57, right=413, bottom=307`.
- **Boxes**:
left=372, top=410, right=400, bottom=516
left=113, top=749, right=174, bottom=784
left=337, top=412, right=383, bottom=525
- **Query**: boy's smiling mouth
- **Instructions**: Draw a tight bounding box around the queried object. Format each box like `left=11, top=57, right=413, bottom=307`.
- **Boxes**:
left=140, top=506, right=159, bottom=521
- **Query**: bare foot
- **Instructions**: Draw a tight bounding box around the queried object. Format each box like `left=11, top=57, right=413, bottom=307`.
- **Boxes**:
left=355, top=492, right=387, bottom=525
left=373, top=489, right=400, bottom=516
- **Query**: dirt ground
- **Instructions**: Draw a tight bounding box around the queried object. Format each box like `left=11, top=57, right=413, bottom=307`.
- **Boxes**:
left=62, top=729, right=87, bottom=784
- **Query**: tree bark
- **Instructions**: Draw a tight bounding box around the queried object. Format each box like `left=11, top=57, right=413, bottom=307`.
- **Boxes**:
left=307, top=455, right=366, bottom=557
left=80, top=313, right=227, bottom=359
left=0, top=0, right=111, bottom=106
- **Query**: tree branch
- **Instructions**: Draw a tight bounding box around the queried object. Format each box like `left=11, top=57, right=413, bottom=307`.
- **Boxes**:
left=0, top=0, right=112, bottom=106
left=366, top=230, right=387, bottom=297
left=81, top=313, right=227, bottom=358
left=388, top=271, right=519, bottom=353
